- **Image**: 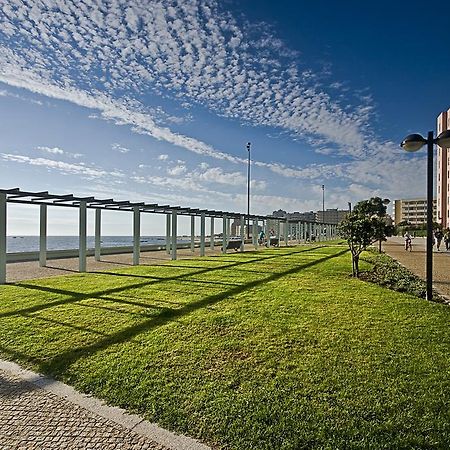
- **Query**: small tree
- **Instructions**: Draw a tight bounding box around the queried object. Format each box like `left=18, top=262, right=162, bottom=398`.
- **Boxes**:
left=339, top=214, right=376, bottom=277
left=339, top=197, right=394, bottom=277
left=353, top=197, right=393, bottom=252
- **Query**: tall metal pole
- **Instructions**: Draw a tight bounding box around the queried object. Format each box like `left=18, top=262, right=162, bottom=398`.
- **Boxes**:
left=322, top=184, right=325, bottom=222
left=426, top=131, right=434, bottom=301
left=247, top=142, right=251, bottom=239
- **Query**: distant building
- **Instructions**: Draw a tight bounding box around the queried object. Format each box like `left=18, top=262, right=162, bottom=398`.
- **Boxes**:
left=272, top=209, right=315, bottom=222
left=315, top=208, right=349, bottom=224
left=437, top=109, right=450, bottom=228
left=394, top=198, right=437, bottom=226
left=271, top=208, right=347, bottom=226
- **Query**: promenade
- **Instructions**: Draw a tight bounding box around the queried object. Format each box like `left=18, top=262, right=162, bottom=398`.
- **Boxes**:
left=383, top=236, right=450, bottom=301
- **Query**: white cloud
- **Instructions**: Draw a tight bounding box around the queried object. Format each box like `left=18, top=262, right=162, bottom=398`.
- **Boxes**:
left=167, top=165, right=187, bottom=176
left=0, top=0, right=375, bottom=159
left=1, top=153, right=123, bottom=179
left=37, top=146, right=64, bottom=155
left=112, top=143, right=131, bottom=154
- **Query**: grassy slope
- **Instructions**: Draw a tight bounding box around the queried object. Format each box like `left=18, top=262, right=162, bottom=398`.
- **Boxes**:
left=1, top=245, right=449, bottom=449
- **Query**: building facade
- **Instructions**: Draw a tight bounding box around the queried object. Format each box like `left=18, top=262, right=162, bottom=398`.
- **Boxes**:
left=315, top=208, right=349, bottom=224
left=437, top=109, right=450, bottom=228
left=394, top=198, right=437, bottom=226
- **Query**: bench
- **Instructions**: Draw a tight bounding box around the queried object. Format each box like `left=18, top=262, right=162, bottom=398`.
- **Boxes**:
left=269, top=237, right=279, bottom=247
left=226, top=239, right=242, bottom=251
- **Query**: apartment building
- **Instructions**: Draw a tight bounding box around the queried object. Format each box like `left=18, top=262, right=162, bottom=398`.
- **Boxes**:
left=315, top=208, right=349, bottom=224
left=437, top=109, right=450, bottom=228
left=394, top=198, right=437, bottom=225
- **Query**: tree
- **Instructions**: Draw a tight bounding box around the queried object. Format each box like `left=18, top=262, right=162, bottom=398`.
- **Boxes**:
left=339, top=197, right=394, bottom=277
left=353, top=197, right=394, bottom=252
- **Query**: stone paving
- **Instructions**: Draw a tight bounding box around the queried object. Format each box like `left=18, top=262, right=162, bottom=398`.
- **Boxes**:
left=383, top=236, right=450, bottom=301
left=4, top=243, right=266, bottom=283
left=0, top=369, right=167, bottom=450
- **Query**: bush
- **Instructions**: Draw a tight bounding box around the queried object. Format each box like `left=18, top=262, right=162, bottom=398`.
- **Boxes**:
left=360, top=251, right=427, bottom=298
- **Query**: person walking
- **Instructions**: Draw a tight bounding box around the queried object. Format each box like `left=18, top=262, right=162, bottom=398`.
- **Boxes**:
left=404, top=231, right=412, bottom=251
left=444, top=228, right=450, bottom=251
left=434, top=229, right=444, bottom=251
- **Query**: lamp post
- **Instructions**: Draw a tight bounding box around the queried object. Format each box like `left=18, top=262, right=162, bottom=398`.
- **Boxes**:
left=246, top=142, right=251, bottom=239
left=321, top=184, right=325, bottom=222
left=400, top=130, right=450, bottom=301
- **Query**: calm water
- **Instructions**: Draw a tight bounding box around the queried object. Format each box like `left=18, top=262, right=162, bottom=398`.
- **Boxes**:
left=7, top=236, right=192, bottom=253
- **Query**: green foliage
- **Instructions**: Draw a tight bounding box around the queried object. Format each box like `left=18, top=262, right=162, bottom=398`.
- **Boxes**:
left=339, top=197, right=394, bottom=276
left=353, top=196, right=390, bottom=217
left=361, top=251, right=428, bottom=299
left=1, top=246, right=450, bottom=449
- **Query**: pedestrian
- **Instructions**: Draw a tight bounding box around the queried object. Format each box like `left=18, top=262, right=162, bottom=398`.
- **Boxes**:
left=434, top=229, right=444, bottom=251
left=403, top=230, right=412, bottom=251
left=444, top=228, right=450, bottom=251
left=258, top=229, right=265, bottom=246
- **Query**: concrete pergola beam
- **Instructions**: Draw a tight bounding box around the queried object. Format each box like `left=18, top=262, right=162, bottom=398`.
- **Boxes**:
left=200, top=213, right=206, bottom=257
left=133, top=206, right=140, bottom=266
left=79, top=201, right=87, bottom=273
left=95, top=209, right=101, bottom=261
left=39, top=204, right=47, bottom=267
left=165, top=214, right=171, bottom=255
left=0, top=193, right=6, bottom=284
left=171, top=211, right=177, bottom=260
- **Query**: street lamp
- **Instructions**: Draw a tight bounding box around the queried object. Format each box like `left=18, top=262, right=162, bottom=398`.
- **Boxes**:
left=246, top=142, right=251, bottom=239
left=400, top=129, right=450, bottom=301
left=321, top=184, right=325, bottom=217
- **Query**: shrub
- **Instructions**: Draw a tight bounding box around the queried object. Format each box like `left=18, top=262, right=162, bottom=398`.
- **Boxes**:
left=361, top=250, right=428, bottom=299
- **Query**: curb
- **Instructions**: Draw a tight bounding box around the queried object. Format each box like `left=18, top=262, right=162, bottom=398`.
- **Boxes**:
left=0, top=359, right=211, bottom=450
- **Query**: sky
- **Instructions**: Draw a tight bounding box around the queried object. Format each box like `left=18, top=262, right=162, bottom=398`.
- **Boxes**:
left=1, top=0, right=449, bottom=235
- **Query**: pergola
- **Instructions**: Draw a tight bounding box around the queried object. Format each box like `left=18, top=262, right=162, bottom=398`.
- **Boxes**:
left=0, top=188, right=339, bottom=284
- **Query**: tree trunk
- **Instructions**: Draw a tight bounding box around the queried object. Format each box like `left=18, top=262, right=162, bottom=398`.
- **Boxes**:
left=353, top=254, right=360, bottom=277
left=379, top=239, right=382, bottom=253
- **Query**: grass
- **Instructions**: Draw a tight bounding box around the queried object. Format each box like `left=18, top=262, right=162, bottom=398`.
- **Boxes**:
left=1, top=244, right=450, bottom=449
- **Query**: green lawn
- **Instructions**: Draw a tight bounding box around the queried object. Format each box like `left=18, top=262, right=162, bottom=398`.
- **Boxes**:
left=1, top=244, right=449, bottom=449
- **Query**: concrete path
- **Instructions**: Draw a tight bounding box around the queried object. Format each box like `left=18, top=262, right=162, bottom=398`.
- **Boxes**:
left=383, top=236, right=450, bottom=301
left=0, top=360, right=210, bottom=450
left=4, top=244, right=260, bottom=283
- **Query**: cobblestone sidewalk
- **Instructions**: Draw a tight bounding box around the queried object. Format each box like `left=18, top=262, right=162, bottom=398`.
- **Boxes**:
left=383, top=237, right=450, bottom=301
left=0, top=369, right=167, bottom=450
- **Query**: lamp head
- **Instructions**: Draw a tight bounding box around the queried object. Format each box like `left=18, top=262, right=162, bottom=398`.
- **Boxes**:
left=436, top=130, right=450, bottom=149
left=401, top=133, right=427, bottom=152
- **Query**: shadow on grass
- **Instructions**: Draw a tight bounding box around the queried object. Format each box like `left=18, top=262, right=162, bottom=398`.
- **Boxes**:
left=3, top=248, right=348, bottom=376
left=2, top=247, right=322, bottom=319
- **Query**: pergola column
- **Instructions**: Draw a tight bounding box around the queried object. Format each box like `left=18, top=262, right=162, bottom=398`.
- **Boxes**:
left=0, top=193, right=6, bottom=284
left=171, top=211, right=177, bottom=260
left=79, top=201, right=87, bottom=273
left=39, top=204, right=47, bottom=267
left=222, top=215, right=227, bottom=253
left=133, top=206, right=140, bottom=266
left=276, top=220, right=280, bottom=247
left=190, top=215, right=195, bottom=253
left=253, top=220, right=258, bottom=249
left=166, top=213, right=171, bottom=254
left=284, top=221, right=289, bottom=246
left=240, top=215, right=245, bottom=252
left=210, top=218, right=215, bottom=250
left=200, top=213, right=206, bottom=256
left=95, top=208, right=101, bottom=261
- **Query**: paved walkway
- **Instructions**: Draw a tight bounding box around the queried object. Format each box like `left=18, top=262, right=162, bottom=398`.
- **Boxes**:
left=0, top=361, right=210, bottom=450
left=383, top=236, right=450, bottom=301
left=4, top=244, right=261, bottom=283
left=3, top=240, right=303, bottom=283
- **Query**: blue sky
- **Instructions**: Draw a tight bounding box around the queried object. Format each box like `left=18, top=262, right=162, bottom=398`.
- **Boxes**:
left=1, top=0, right=449, bottom=235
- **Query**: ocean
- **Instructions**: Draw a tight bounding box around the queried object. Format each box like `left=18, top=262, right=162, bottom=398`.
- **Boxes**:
left=6, top=236, right=193, bottom=253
